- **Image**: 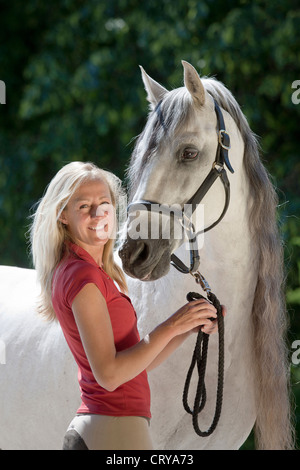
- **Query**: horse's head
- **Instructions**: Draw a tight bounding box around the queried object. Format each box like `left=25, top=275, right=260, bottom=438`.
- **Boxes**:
left=119, top=61, right=238, bottom=281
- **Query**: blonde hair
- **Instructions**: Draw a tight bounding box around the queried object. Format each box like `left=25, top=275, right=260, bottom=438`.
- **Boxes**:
left=30, top=161, right=128, bottom=322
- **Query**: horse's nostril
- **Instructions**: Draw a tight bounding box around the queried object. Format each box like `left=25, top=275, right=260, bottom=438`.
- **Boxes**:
left=129, top=241, right=149, bottom=265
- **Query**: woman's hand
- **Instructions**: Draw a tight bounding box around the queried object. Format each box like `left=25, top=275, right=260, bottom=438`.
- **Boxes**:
left=164, top=299, right=218, bottom=337
left=200, top=304, right=227, bottom=335
left=72, top=282, right=227, bottom=387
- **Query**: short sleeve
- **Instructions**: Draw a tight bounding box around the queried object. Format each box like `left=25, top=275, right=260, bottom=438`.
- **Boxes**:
left=63, top=261, right=108, bottom=308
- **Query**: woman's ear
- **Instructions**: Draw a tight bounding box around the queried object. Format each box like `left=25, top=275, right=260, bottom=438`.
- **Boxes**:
left=58, top=209, right=68, bottom=225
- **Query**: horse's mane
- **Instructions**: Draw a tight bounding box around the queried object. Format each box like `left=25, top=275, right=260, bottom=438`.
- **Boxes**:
left=204, top=78, right=294, bottom=449
left=188, top=77, right=294, bottom=449
left=128, top=76, right=294, bottom=449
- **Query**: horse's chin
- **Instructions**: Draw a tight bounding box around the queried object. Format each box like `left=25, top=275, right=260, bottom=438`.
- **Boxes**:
left=142, top=258, right=171, bottom=281
left=123, top=255, right=171, bottom=281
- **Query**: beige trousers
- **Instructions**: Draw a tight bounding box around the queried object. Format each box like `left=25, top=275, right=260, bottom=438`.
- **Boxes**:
left=63, top=414, right=154, bottom=450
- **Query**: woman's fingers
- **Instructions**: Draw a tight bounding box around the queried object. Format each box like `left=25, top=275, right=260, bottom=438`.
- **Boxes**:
left=201, top=320, right=218, bottom=334
left=201, top=304, right=227, bottom=335
left=181, top=300, right=217, bottom=332
left=168, top=299, right=227, bottom=337
left=188, top=299, right=217, bottom=318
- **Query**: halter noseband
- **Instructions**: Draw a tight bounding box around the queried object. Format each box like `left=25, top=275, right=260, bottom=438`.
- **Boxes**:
left=127, top=99, right=234, bottom=274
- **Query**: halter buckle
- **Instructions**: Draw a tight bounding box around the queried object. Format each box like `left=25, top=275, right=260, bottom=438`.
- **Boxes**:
left=218, top=130, right=231, bottom=150
left=212, top=161, right=224, bottom=172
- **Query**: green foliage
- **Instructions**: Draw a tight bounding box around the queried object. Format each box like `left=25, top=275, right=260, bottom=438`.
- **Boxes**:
left=0, top=0, right=299, bottom=448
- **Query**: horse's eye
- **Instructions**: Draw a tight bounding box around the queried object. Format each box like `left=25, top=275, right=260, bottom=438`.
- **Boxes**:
left=181, top=148, right=199, bottom=161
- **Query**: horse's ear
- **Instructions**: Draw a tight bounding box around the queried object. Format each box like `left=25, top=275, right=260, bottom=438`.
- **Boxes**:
left=182, top=61, right=205, bottom=107
left=139, top=66, right=168, bottom=108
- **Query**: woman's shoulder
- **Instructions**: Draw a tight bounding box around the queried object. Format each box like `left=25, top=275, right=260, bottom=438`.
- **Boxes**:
left=57, top=242, right=112, bottom=288
left=54, top=255, right=108, bottom=303
left=55, top=255, right=98, bottom=282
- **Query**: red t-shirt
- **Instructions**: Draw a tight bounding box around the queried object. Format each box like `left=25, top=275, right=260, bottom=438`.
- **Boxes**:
left=51, top=242, right=151, bottom=418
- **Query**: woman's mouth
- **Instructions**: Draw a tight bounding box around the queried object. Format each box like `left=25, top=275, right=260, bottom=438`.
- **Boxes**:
left=88, top=224, right=109, bottom=236
left=89, top=224, right=107, bottom=230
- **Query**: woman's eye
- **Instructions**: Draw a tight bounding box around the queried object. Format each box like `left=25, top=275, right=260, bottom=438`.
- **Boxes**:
left=79, top=204, right=89, bottom=209
left=181, top=148, right=199, bottom=161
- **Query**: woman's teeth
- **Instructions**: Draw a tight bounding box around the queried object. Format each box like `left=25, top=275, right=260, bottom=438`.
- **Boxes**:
left=89, top=225, right=107, bottom=231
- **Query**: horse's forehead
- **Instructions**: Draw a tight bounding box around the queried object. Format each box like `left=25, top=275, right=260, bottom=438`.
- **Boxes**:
left=140, top=111, right=212, bottom=161
left=129, top=92, right=215, bottom=194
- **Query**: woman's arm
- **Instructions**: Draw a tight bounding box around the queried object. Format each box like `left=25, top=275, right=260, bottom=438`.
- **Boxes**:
left=146, top=304, right=226, bottom=372
left=72, top=283, right=217, bottom=392
left=145, top=331, right=191, bottom=372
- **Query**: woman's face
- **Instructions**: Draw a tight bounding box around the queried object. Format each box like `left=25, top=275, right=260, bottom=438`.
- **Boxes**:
left=60, top=179, right=115, bottom=249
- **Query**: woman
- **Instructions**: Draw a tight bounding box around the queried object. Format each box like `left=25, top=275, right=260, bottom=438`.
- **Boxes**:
left=30, top=161, right=220, bottom=450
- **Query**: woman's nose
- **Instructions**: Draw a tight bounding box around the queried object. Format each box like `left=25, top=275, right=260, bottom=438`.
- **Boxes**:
left=91, top=205, right=101, bottom=218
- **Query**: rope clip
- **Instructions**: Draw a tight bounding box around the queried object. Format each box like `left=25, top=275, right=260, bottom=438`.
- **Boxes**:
left=190, top=271, right=212, bottom=294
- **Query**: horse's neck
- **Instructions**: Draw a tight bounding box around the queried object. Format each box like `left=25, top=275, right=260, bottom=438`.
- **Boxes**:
left=128, top=163, right=258, bottom=339
left=126, top=111, right=258, bottom=336
left=195, top=163, right=258, bottom=313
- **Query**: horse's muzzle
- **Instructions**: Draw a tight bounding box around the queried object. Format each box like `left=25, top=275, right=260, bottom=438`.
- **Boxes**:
left=118, top=237, right=171, bottom=281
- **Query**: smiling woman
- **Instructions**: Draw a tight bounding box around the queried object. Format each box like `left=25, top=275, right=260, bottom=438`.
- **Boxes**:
left=58, top=180, right=116, bottom=263
left=30, top=161, right=128, bottom=321
left=29, top=160, right=219, bottom=450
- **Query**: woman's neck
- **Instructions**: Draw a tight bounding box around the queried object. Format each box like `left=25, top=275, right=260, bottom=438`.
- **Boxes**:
left=75, top=239, right=104, bottom=267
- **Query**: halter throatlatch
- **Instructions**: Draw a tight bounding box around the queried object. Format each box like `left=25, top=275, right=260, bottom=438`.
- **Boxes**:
left=127, top=99, right=232, bottom=437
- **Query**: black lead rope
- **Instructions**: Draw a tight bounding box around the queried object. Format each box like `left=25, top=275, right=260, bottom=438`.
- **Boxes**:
left=183, top=290, right=225, bottom=437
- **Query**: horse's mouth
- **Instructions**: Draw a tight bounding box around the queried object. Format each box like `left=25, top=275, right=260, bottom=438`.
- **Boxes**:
left=140, top=272, right=152, bottom=281
left=118, top=239, right=171, bottom=281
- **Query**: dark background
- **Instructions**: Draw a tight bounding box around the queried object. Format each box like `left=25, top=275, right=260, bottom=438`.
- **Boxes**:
left=1, top=0, right=299, bottom=449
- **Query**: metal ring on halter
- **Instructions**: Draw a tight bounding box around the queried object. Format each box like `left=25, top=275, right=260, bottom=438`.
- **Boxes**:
left=212, top=161, right=224, bottom=172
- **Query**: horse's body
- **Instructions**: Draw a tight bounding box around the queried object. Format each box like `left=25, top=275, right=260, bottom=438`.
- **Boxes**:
left=0, top=62, right=293, bottom=449
left=123, top=248, right=258, bottom=450
left=0, top=266, right=79, bottom=450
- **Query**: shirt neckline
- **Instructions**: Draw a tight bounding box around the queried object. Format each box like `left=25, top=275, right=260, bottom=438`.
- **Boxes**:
left=66, top=240, right=103, bottom=270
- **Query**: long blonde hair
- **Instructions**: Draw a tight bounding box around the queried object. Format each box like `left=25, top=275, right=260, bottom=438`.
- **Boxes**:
left=30, top=161, right=128, bottom=322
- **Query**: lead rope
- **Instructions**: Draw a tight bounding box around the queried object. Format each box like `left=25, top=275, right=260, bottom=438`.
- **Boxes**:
left=182, top=275, right=225, bottom=437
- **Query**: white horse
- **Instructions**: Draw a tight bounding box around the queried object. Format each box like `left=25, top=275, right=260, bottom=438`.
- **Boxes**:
left=0, top=61, right=293, bottom=450
left=118, top=61, right=294, bottom=450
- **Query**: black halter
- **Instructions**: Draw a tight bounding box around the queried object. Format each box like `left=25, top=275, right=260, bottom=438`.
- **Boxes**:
left=127, top=99, right=234, bottom=274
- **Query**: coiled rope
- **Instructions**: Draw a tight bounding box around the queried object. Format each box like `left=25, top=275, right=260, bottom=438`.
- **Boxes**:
left=183, top=290, right=225, bottom=437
